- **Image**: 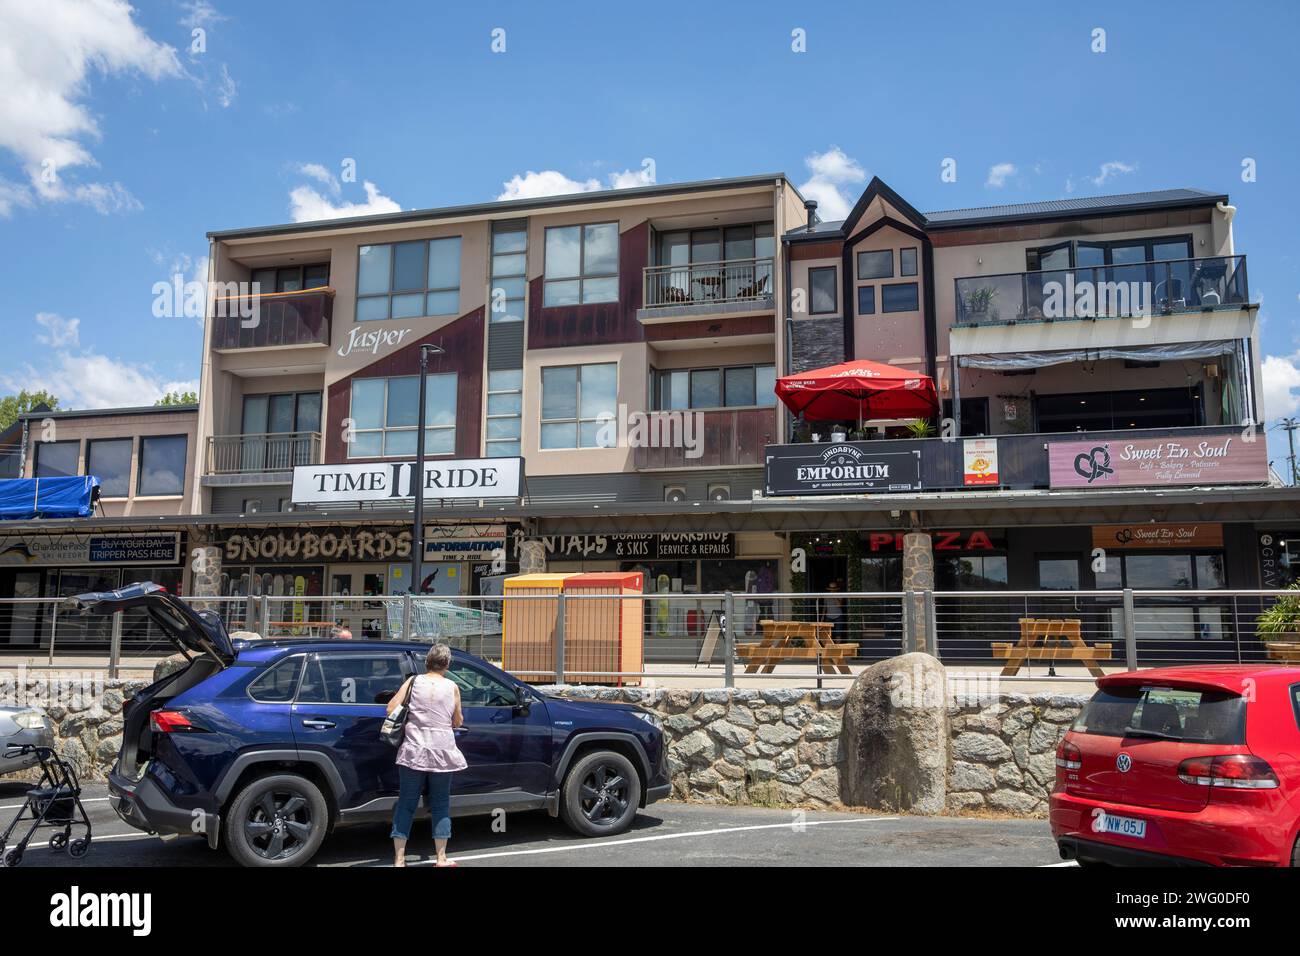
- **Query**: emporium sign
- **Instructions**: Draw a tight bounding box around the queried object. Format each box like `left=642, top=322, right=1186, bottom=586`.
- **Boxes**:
left=513, top=532, right=735, bottom=560
left=221, top=527, right=412, bottom=562
left=764, top=443, right=923, bottom=496
left=1048, top=435, right=1267, bottom=489
left=291, top=458, right=523, bottom=504
left=0, top=533, right=181, bottom=567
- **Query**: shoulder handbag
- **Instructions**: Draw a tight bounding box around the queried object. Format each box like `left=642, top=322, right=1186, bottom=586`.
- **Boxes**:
left=380, top=675, right=417, bottom=747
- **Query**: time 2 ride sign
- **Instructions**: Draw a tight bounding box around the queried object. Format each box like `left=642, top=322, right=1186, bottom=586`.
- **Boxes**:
left=764, top=442, right=922, bottom=496
left=292, top=458, right=523, bottom=504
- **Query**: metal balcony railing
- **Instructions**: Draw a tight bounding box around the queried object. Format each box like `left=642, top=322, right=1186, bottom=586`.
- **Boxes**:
left=210, top=287, right=334, bottom=349
left=205, top=431, right=322, bottom=475
left=954, top=255, right=1249, bottom=327
left=643, top=257, right=775, bottom=309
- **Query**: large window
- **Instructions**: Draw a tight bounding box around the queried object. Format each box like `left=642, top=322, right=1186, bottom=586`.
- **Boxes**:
left=86, top=438, right=132, bottom=497
left=857, top=250, right=893, bottom=280
left=540, top=362, right=617, bottom=449
left=485, top=369, right=522, bottom=457
left=809, top=267, right=837, bottom=314
left=348, top=374, right=457, bottom=458
left=652, top=364, right=776, bottom=410
left=881, top=282, right=920, bottom=313
left=137, top=435, right=187, bottom=496
left=356, top=237, right=462, bottom=321
left=543, top=223, right=619, bottom=306
left=34, top=440, right=79, bottom=478
left=490, top=220, right=527, bottom=324
left=1026, top=235, right=1192, bottom=271
left=251, top=263, right=329, bottom=294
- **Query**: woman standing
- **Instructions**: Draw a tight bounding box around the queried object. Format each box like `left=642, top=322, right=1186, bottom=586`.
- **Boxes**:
left=387, top=643, right=467, bottom=867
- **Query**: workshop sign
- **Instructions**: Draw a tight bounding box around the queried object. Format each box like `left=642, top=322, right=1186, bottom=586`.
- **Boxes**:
left=1049, top=435, right=1267, bottom=489
left=513, top=532, right=734, bottom=560
left=764, top=443, right=923, bottom=496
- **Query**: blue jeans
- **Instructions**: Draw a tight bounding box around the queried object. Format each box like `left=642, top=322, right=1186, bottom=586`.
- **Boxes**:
left=390, top=765, right=453, bottom=841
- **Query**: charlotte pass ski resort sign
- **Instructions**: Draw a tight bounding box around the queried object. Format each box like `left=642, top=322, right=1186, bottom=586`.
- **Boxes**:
left=764, top=443, right=923, bottom=496
left=292, top=458, right=523, bottom=504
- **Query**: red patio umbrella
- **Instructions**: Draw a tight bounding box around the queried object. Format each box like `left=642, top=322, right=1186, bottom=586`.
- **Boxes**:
left=775, top=359, right=939, bottom=423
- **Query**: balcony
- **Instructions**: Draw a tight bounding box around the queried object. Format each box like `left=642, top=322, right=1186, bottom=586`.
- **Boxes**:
left=211, top=288, right=334, bottom=351
left=205, top=432, right=321, bottom=476
left=639, top=257, right=775, bottom=321
left=634, top=407, right=775, bottom=470
left=953, top=256, right=1249, bottom=327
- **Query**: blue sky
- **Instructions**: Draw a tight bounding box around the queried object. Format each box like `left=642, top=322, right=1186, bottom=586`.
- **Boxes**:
left=2, top=0, right=1298, bottom=464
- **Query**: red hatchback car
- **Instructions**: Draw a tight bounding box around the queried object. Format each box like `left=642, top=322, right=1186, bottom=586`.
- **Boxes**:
left=1051, top=665, right=1300, bottom=867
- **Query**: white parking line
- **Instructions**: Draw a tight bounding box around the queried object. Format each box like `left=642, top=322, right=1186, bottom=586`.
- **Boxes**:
left=416, top=816, right=900, bottom=865
left=1039, top=860, right=1078, bottom=867
left=24, top=832, right=152, bottom=851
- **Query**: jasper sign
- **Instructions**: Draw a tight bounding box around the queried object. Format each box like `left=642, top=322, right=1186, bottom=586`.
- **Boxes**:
left=1048, top=435, right=1267, bottom=489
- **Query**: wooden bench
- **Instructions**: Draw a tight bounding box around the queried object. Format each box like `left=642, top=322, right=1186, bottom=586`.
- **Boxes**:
left=736, top=620, right=857, bottom=675
left=1265, top=642, right=1300, bottom=663
left=992, top=618, right=1112, bottom=678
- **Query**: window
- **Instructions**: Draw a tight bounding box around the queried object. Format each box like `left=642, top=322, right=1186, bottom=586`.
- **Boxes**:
left=544, top=223, right=619, bottom=306
left=540, top=362, right=617, bottom=449
left=809, top=267, right=837, bottom=314
left=857, top=286, right=876, bottom=315
left=1072, top=685, right=1245, bottom=744
left=251, top=263, right=330, bottom=294
left=297, top=653, right=413, bottom=705
left=936, top=554, right=1008, bottom=590
left=486, top=369, right=522, bottom=457
left=356, top=237, right=463, bottom=321
left=900, top=248, right=918, bottom=277
left=34, top=440, right=79, bottom=478
left=490, top=220, right=527, bottom=324
left=348, top=373, right=457, bottom=458
left=1026, top=235, right=1193, bottom=271
left=1037, top=558, right=1081, bottom=590
left=881, top=282, right=920, bottom=313
left=248, top=655, right=304, bottom=703
left=86, top=438, right=133, bottom=497
left=857, top=250, right=893, bottom=280
left=652, top=365, right=776, bottom=409
left=138, top=435, right=187, bottom=496
left=446, top=660, right=519, bottom=707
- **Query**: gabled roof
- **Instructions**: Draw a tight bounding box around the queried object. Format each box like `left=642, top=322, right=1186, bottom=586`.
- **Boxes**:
left=784, top=186, right=1228, bottom=241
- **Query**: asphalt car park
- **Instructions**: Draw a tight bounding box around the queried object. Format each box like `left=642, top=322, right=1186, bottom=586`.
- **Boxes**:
left=6, top=781, right=1064, bottom=867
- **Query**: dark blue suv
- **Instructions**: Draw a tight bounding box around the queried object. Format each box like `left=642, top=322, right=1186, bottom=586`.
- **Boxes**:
left=73, top=584, right=669, bottom=867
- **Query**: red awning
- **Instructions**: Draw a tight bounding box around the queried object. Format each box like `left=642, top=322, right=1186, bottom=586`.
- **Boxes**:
left=775, top=360, right=939, bottom=422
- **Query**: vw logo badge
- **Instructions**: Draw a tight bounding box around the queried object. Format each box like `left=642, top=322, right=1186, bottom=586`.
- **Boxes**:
left=1116, top=753, right=1132, bottom=773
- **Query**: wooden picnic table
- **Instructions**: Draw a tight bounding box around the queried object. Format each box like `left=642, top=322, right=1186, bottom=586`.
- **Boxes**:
left=737, top=619, right=858, bottom=675
left=992, top=618, right=1112, bottom=678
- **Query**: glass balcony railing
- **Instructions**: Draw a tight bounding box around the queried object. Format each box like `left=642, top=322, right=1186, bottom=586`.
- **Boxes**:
left=953, top=255, right=1249, bottom=327
left=211, top=288, right=333, bottom=349
left=643, top=257, right=775, bottom=310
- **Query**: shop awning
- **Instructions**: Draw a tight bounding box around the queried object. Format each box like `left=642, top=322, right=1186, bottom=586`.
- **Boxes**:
left=0, top=476, right=100, bottom=520
left=775, top=360, right=939, bottom=423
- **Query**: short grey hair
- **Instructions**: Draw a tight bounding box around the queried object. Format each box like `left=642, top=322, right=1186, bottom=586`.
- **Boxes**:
left=425, top=643, right=452, bottom=672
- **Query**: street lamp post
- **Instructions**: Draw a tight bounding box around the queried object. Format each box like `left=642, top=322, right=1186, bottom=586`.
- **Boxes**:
left=410, top=343, right=445, bottom=601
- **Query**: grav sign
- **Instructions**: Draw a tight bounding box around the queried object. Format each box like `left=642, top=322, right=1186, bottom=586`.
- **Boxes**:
left=292, top=458, right=523, bottom=504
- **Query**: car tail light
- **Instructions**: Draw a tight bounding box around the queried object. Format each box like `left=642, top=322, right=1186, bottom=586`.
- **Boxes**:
left=150, top=710, right=195, bottom=733
left=1056, top=740, right=1082, bottom=770
left=1177, top=754, right=1279, bottom=789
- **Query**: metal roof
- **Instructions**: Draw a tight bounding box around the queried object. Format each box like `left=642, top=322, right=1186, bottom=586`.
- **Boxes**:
left=18, top=403, right=198, bottom=421
left=208, top=173, right=800, bottom=241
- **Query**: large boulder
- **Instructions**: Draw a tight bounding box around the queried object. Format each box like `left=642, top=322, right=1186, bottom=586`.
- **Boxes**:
left=153, top=654, right=189, bottom=682
left=839, top=652, right=949, bottom=814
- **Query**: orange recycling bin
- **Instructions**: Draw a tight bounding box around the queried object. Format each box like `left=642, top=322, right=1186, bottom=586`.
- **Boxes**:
left=562, top=572, right=644, bottom=686
left=502, top=573, right=573, bottom=683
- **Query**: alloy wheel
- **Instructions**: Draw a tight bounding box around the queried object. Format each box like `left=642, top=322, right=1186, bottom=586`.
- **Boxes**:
left=243, top=789, right=314, bottom=862
left=578, top=762, right=631, bottom=826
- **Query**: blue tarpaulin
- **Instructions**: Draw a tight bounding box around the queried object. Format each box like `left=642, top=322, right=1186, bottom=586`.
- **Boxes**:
left=0, top=476, right=100, bottom=520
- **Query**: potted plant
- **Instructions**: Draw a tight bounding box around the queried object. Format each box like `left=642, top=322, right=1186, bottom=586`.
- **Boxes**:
left=904, top=419, right=936, bottom=438
left=1257, top=582, right=1300, bottom=641
left=964, top=285, right=1000, bottom=323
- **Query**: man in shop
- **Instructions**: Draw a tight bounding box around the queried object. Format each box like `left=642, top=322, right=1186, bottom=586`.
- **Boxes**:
left=328, top=625, right=354, bottom=640
left=822, top=580, right=845, bottom=639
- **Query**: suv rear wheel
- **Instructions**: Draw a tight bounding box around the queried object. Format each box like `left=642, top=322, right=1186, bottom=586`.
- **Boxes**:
left=559, top=750, right=640, bottom=838
left=225, top=773, right=328, bottom=868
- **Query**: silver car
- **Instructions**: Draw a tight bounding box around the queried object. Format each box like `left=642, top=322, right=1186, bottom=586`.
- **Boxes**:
left=0, top=706, right=55, bottom=774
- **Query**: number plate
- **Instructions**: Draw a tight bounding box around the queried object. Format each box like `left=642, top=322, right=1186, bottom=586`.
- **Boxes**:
left=1099, top=813, right=1146, bottom=838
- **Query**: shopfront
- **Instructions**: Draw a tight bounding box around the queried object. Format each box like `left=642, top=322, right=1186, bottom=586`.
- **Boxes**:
left=0, top=531, right=185, bottom=649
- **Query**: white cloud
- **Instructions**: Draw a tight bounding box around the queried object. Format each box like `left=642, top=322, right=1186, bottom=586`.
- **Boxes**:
left=1261, top=354, right=1300, bottom=419
left=797, top=146, right=867, bottom=221
left=8, top=351, right=195, bottom=409
left=34, top=312, right=80, bottom=348
left=178, top=0, right=225, bottom=30
left=495, top=163, right=657, bottom=201
left=293, top=162, right=341, bottom=195
left=986, top=163, right=1017, bottom=188
left=1090, top=160, right=1138, bottom=187
left=215, top=63, right=237, bottom=108
left=288, top=180, right=401, bottom=222
left=0, top=0, right=182, bottom=214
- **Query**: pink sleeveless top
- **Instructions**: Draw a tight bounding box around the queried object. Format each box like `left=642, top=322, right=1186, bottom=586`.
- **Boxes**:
left=395, top=674, right=468, bottom=773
